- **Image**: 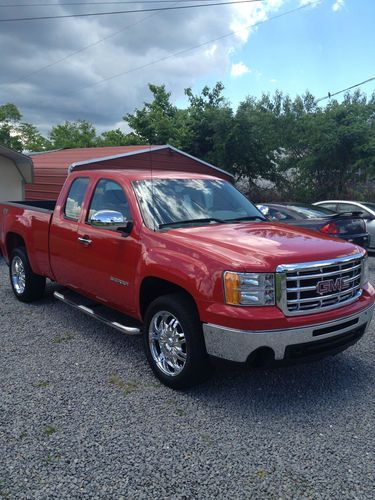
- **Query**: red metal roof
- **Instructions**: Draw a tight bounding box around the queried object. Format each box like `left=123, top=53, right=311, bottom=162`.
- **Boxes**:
left=26, top=145, right=233, bottom=201
left=29, top=145, right=158, bottom=165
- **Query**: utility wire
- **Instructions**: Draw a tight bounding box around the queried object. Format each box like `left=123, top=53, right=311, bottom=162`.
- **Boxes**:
left=8, top=1, right=181, bottom=84
left=0, top=0, right=225, bottom=6
left=0, top=0, right=262, bottom=21
left=62, top=1, right=320, bottom=97
left=317, top=77, right=375, bottom=103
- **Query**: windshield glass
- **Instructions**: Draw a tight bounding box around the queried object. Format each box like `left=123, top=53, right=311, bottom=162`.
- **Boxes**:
left=132, top=178, right=265, bottom=229
left=285, top=205, right=336, bottom=218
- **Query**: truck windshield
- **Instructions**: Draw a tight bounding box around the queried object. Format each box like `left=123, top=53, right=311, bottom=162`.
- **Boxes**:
left=132, top=178, right=265, bottom=229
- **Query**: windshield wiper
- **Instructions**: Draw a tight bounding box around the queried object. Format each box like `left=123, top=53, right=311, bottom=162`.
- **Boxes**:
left=159, top=218, right=225, bottom=229
left=223, top=216, right=265, bottom=223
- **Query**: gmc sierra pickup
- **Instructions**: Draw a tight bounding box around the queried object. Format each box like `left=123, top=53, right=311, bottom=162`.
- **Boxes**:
left=1, top=167, right=374, bottom=388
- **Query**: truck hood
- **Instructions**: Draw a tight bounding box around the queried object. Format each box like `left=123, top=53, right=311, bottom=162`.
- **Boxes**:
left=166, top=222, right=364, bottom=271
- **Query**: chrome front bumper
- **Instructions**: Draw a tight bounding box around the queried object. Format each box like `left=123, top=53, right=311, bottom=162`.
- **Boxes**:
left=202, top=305, right=374, bottom=363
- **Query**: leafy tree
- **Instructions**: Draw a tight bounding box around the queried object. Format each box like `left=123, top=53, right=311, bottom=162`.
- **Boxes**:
left=48, top=120, right=97, bottom=149
left=18, top=123, right=50, bottom=152
left=96, top=129, right=145, bottom=146
left=124, top=84, right=185, bottom=145
left=182, top=83, right=234, bottom=171
left=0, top=103, right=48, bottom=152
left=0, top=103, right=23, bottom=151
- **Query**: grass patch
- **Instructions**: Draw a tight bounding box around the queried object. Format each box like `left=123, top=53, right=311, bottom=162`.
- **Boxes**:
left=52, top=332, right=74, bottom=344
left=109, top=374, right=138, bottom=395
left=256, top=469, right=268, bottom=479
left=35, top=380, right=49, bottom=388
left=43, top=425, right=57, bottom=436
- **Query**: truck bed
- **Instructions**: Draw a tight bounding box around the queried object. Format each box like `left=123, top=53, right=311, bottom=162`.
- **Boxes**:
left=4, top=200, right=56, bottom=212
left=0, top=200, right=55, bottom=277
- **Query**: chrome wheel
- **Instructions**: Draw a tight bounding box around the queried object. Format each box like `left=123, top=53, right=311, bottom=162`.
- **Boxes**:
left=149, top=311, right=187, bottom=377
left=11, top=256, right=26, bottom=295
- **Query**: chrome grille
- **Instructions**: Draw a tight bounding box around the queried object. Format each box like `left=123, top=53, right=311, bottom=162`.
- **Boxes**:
left=276, top=253, right=365, bottom=316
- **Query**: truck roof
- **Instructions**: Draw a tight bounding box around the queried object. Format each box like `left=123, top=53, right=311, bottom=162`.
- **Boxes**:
left=70, top=169, right=224, bottom=182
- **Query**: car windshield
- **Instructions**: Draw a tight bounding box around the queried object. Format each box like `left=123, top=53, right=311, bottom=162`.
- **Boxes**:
left=284, top=205, right=336, bottom=218
left=132, top=178, right=265, bottom=229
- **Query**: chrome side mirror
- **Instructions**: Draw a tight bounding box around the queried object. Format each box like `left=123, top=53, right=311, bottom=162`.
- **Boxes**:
left=90, top=210, right=133, bottom=236
left=91, top=210, right=125, bottom=227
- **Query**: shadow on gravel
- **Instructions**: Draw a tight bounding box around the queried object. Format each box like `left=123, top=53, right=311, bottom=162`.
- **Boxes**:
left=184, top=353, right=374, bottom=422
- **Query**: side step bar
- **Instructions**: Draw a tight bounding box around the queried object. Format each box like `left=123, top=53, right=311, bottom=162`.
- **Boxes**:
left=53, top=289, right=141, bottom=335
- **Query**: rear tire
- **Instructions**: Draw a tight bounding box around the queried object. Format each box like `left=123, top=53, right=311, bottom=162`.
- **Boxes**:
left=9, top=248, right=46, bottom=303
left=143, top=294, right=211, bottom=389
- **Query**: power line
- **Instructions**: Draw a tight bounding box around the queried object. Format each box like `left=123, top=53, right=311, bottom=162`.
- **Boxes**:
left=317, top=77, right=375, bottom=103
left=62, top=1, right=320, bottom=97
left=0, top=0, right=262, bottom=22
left=8, top=2, right=182, bottom=84
left=0, top=0, right=225, bottom=6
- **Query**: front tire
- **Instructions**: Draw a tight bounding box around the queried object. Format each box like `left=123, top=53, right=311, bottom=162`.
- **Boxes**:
left=143, top=294, right=211, bottom=389
left=9, top=248, right=46, bottom=303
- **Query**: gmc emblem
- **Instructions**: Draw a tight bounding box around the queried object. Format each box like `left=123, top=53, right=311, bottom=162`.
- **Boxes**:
left=316, top=278, right=350, bottom=295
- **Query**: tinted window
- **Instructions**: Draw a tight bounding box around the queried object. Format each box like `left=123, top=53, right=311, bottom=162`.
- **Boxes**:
left=88, top=179, right=131, bottom=222
left=133, top=178, right=265, bottom=229
left=284, top=205, right=336, bottom=218
left=318, top=203, right=338, bottom=212
left=337, top=203, right=363, bottom=214
left=64, top=177, right=89, bottom=220
left=266, top=207, right=296, bottom=221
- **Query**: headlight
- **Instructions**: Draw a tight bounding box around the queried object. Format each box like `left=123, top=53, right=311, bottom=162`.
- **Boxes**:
left=223, top=271, right=275, bottom=306
left=362, top=255, right=369, bottom=285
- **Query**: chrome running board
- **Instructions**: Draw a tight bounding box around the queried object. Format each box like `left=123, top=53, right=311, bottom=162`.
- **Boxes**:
left=53, top=288, right=141, bottom=335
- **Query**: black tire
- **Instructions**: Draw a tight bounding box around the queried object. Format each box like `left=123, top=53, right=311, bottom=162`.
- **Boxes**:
left=9, top=247, right=46, bottom=303
left=143, top=294, right=212, bottom=389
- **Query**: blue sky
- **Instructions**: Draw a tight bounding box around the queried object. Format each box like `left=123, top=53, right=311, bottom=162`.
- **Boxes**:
left=188, top=0, right=375, bottom=108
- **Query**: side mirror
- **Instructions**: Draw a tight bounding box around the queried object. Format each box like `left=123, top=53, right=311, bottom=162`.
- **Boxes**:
left=90, top=210, right=132, bottom=235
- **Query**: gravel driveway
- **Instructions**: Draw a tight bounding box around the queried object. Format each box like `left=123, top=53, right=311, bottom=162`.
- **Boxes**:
left=0, top=256, right=374, bottom=499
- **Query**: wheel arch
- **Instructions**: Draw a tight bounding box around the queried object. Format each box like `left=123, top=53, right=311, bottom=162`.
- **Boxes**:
left=5, top=232, right=26, bottom=261
left=139, top=276, right=199, bottom=320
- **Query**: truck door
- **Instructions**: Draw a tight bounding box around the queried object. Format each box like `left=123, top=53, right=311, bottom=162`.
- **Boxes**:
left=49, top=176, right=90, bottom=289
left=74, top=178, right=139, bottom=315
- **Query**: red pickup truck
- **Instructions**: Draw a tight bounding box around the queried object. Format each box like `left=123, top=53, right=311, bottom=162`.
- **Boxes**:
left=1, top=167, right=374, bottom=388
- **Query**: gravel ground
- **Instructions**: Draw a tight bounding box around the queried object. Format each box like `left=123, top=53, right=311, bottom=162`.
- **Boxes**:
left=0, top=256, right=375, bottom=499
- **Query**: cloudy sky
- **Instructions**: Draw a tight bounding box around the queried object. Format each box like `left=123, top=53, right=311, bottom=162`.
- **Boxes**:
left=0, top=0, right=374, bottom=134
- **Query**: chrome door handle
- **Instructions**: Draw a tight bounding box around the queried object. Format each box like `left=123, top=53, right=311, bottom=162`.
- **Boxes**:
left=78, top=236, right=92, bottom=245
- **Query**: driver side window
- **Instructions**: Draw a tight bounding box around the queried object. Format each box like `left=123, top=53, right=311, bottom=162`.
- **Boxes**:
left=87, top=179, right=131, bottom=223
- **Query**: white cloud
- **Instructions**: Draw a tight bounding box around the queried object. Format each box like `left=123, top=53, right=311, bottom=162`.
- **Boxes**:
left=332, top=0, right=345, bottom=12
left=231, top=62, right=251, bottom=77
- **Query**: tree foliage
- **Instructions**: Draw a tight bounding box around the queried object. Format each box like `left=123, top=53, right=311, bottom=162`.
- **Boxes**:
left=2, top=84, right=375, bottom=202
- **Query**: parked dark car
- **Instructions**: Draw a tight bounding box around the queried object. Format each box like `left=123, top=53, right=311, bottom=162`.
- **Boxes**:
left=257, top=203, right=369, bottom=248
left=314, top=200, right=375, bottom=250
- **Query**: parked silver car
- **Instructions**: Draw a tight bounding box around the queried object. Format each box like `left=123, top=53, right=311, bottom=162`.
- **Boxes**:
left=314, top=200, right=375, bottom=249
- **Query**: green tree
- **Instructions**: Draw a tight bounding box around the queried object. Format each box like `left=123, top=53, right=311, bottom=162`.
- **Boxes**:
left=0, top=103, right=23, bottom=151
left=182, top=82, right=234, bottom=171
left=124, top=84, right=185, bottom=145
left=0, top=103, right=48, bottom=152
left=96, top=129, right=145, bottom=146
left=48, top=120, right=97, bottom=149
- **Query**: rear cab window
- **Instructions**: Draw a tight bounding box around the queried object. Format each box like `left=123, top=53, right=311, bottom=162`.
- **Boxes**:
left=64, top=177, right=89, bottom=220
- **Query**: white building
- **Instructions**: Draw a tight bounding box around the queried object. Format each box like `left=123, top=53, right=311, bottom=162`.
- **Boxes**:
left=0, top=145, right=33, bottom=201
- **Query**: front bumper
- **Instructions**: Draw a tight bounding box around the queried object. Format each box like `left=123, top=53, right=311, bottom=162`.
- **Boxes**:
left=203, top=304, right=374, bottom=363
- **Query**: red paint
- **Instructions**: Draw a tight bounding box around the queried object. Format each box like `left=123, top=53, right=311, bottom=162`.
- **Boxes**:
left=26, top=146, right=233, bottom=201
left=1, top=169, right=374, bottom=332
